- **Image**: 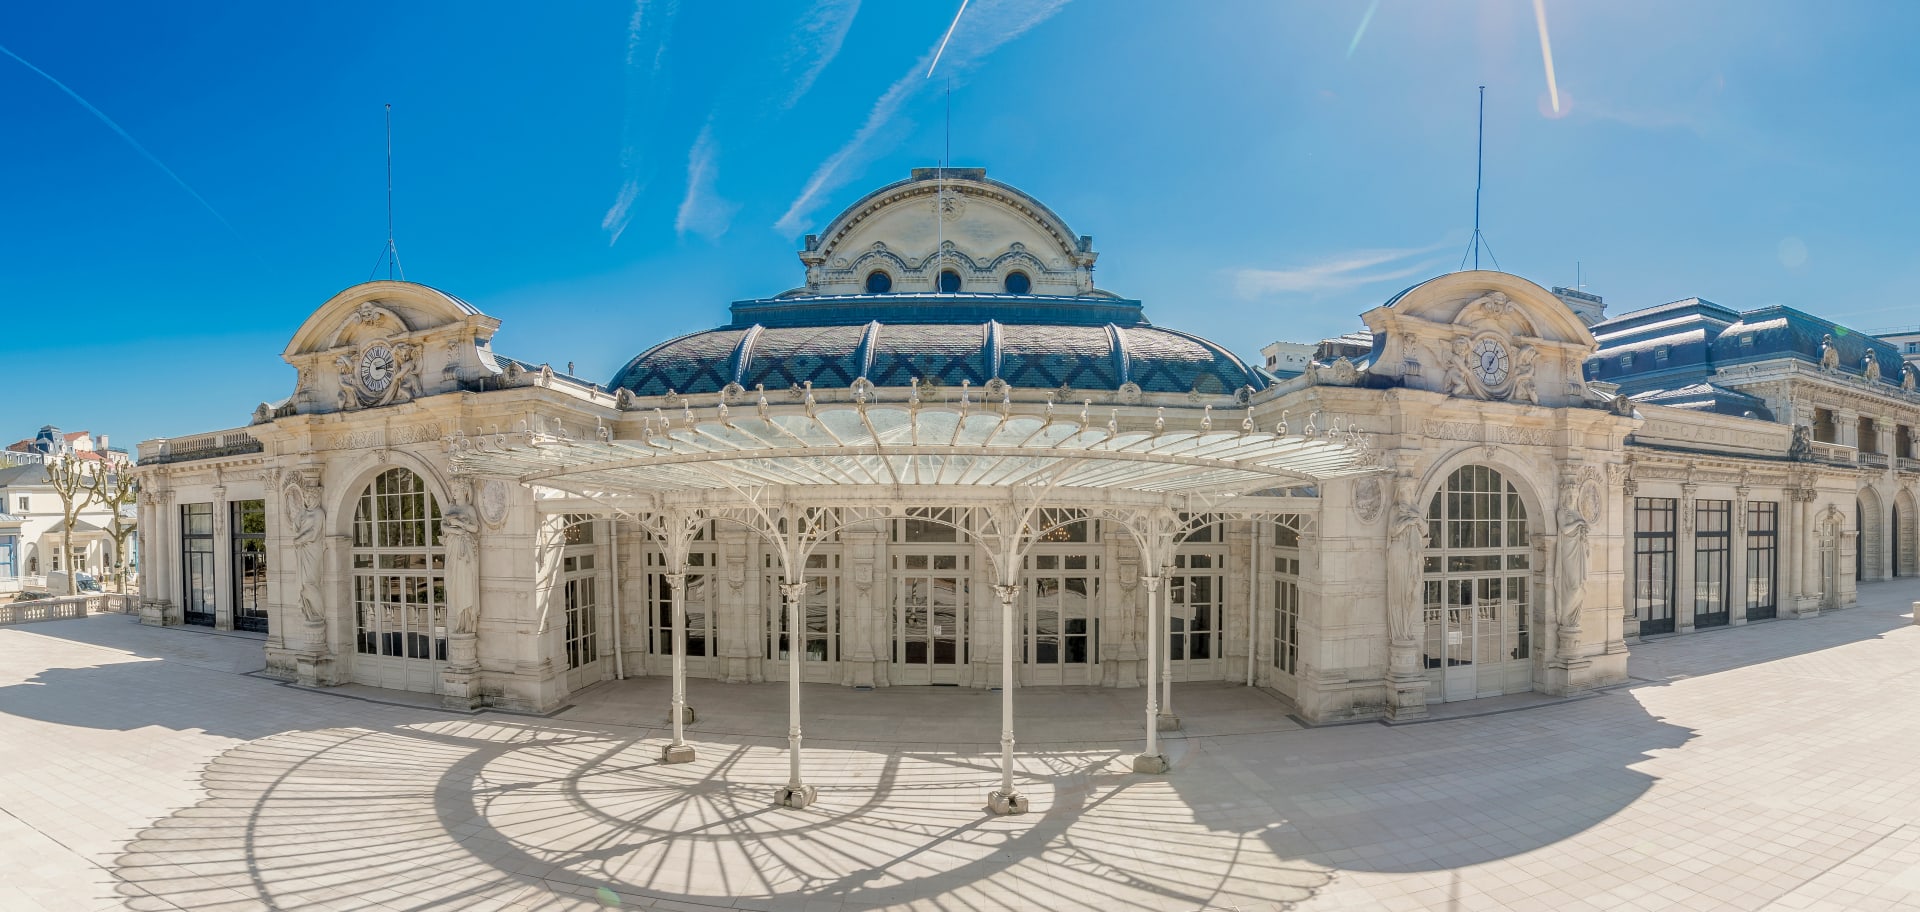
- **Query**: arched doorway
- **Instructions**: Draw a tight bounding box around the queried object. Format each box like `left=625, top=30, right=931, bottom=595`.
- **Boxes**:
left=1858, top=489, right=1885, bottom=582
left=349, top=468, right=448, bottom=693
left=1896, top=489, right=1918, bottom=578
left=1422, top=465, right=1535, bottom=703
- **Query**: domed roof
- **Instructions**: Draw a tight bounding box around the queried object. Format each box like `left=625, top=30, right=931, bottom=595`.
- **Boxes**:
left=610, top=294, right=1266, bottom=397
left=609, top=169, right=1266, bottom=399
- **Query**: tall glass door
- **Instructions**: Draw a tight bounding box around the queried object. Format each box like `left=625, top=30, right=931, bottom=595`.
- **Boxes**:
left=1023, top=552, right=1099, bottom=685
left=765, top=551, right=841, bottom=682
left=892, top=550, right=969, bottom=685
left=1422, top=466, right=1534, bottom=703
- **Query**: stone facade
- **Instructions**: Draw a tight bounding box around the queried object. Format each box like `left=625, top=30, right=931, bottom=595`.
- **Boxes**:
left=133, top=170, right=1867, bottom=727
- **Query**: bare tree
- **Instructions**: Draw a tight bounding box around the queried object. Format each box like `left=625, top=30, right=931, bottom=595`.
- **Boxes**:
left=93, top=456, right=138, bottom=595
left=45, top=454, right=101, bottom=596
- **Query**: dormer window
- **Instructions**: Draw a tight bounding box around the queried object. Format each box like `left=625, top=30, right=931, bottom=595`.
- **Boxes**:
left=865, top=271, right=892, bottom=294
left=1621, top=353, right=1634, bottom=370
left=938, top=270, right=962, bottom=293
left=1654, top=345, right=1670, bottom=364
left=1003, top=271, right=1031, bottom=295
left=1740, top=333, right=1754, bottom=348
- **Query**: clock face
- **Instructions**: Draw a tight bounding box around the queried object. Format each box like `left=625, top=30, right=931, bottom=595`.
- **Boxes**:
left=359, top=344, right=396, bottom=393
left=1471, top=338, right=1511, bottom=387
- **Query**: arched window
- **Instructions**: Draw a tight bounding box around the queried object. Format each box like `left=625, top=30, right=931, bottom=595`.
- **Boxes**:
left=1423, top=465, right=1532, bottom=702
left=938, top=269, right=962, bottom=293
left=351, top=469, right=447, bottom=666
left=865, top=270, right=892, bottom=294
left=1003, top=271, right=1031, bottom=294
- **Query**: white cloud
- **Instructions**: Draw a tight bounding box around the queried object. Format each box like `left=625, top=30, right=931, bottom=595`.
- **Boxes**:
left=602, top=179, right=641, bottom=246
left=605, top=0, right=680, bottom=245
left=783, top=0, right=863, bottom=109
left=1233, top=246, right=1449, bottom=298
left=675, top=122, right=738, bottom=240
left=775, top=0, right=1069, bottom=237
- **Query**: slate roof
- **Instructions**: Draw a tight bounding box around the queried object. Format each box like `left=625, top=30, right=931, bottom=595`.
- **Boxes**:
left=1587, top=298, right=1905, bottom=400
left=0, top=462, right=49, bottom=487
left=610, top=293, right=1267, bottom=396
left=1627, top=383, right=1775, bottom=420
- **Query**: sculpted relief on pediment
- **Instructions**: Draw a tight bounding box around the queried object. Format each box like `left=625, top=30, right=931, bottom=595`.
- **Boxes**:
left=1361, top=275, right=1600, bottom=409
left=279, top=283, right=503, bottom=419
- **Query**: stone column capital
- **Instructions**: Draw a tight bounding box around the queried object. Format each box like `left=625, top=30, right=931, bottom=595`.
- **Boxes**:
left=1140, top=575, right=1163, bottom=593
left=992, top=583, right=1020, bottom=604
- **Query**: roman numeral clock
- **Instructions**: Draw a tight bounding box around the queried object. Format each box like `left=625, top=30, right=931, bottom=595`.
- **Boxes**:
left=1470, top=336, right=1511, bottom=389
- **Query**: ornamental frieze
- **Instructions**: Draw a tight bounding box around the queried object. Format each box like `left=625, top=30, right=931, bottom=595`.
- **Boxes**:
left=1422, top=421, right=1551, bottom=446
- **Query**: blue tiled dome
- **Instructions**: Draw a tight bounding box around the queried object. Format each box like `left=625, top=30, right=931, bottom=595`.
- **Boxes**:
left=609, top=294, right=1267, bottom=397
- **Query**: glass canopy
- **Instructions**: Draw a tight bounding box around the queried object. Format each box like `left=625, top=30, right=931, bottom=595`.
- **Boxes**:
left=449, top=405, right=1379, bottom=499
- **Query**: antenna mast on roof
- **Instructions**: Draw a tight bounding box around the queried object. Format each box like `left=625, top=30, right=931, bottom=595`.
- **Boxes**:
left=1459, top=86, right=1499, bottom=273
left=936, top=87, right=950, bottom=287
left=369, top=103, right=406, bottom=282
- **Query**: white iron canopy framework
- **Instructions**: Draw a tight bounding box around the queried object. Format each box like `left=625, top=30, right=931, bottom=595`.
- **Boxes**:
left=448, top=405, right=1380, bottom=503
left=447, top=402, right=1378, bottom=814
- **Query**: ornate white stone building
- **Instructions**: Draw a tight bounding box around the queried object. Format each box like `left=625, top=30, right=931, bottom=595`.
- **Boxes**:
left=134, top=169, right=1874, bottom=812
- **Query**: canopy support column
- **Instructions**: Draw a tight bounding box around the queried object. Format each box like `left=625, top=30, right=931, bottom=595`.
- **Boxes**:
left=1134, top=574, right=1169, bottom=773
left=988, top=582, right=1029, bottom=814
left=775, top=579, right=817, bottom=809
left=661, top=572, right=695, bottom=763
left=1159, top=568, right=1181, bottom=731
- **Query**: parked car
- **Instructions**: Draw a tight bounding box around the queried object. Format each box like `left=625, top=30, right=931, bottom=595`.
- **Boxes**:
left=44, top=572, right=103, bottom=594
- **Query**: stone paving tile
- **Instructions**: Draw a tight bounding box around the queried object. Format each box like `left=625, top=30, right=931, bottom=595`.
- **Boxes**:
left=2, top=587, right=1920, bottom=909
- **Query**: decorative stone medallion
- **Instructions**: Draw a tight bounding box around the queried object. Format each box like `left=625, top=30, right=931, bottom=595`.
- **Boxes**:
left=479, top=479, right=510, bottom=529
left=1354, top=476, right=1384, bottom=524
left=1579, top=479, right=1603, bottom=523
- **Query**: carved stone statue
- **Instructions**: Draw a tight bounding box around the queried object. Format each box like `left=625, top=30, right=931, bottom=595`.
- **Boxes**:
left=1556, top=483, right=1591, bottom=633
left=1456, top=291, right=1534, bottom=338
left=1820, top=334, right=1840, bottom=371
left=334, top=354, right=359, bottom=411
left=1511, top=345, right=1539, bottom=405
left=1385, top=474, right=1428, bottom=646
left=1863, top=351, right=1882, bottom=384
left=443, top=478, right=482, bottom=635
left=1789, top=424, right=1813, bottom=461
left=288, top=481, right=327, bottom=624
left=1904, top=365, right=1917, bottom=393
left=1442, top=338, right=1474, bottom=397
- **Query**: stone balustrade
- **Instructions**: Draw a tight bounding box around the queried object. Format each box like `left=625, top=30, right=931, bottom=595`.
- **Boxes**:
left=1808, top=440, right=1857, bottom=465
left=1, top=593, right=136, bottom=625
left=137, top=429, right=263, bottom=465
left=1860, top=451, right=1890, bottom=469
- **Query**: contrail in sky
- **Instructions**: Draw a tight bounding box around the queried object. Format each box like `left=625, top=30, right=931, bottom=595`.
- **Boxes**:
left=926, top=0, right=971, bottom=77
left=1533, top=0, right=1560, bottom=113
left=1346, top=0, right=1379, bottom=58
left=0, top=42, right=241, bottom=236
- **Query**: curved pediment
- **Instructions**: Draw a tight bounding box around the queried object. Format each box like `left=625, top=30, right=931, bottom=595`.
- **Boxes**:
left=1361, top=272, right=1599, bottom=408
left=284, top=281, right=490, bottom=359
left=279, top=281, right=503, bottom=417
left=798, top=169, right=1098, bottom=296
left=1373, top=271, right=1597, bottom=349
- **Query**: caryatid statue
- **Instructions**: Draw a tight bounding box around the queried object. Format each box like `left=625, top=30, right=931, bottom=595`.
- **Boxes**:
left=288, top=478, right=327, bottom=625
left=443, top=477, right=482, bottom=636
left=1386, top=473, right=1429, bottom=648
left=1556, top=481, right=1591, bottom=639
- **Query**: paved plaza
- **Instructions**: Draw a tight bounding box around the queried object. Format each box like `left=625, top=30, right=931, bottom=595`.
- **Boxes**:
left=3, top=587, right=1920, bottom=911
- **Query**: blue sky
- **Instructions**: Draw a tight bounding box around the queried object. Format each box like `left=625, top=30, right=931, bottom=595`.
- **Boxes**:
left=3, top=1, right=1918, bottom=448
